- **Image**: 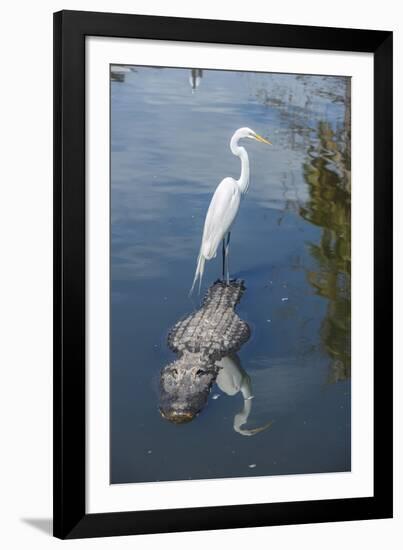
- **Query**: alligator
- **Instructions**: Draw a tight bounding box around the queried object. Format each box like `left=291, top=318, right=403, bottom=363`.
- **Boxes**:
left=159, top=280, right=250, bottom=424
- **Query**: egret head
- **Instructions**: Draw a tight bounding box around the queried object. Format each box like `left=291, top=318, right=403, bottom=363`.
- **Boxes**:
left=234, top=127, right=272, bottom=145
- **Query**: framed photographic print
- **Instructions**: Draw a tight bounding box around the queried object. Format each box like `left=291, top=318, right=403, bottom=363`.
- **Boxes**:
left=53, top=10, right=393, bottom=539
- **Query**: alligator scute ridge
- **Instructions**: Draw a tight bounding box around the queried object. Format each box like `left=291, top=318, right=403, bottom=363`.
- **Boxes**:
left=167, top=279, right=250, bottom=361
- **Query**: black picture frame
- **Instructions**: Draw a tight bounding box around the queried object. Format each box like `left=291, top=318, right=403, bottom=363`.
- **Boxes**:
left=53, top=9, right=393, bottom=539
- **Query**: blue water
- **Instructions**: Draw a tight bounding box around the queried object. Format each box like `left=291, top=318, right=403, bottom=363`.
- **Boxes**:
left=110, top=66, right=351, bottom=483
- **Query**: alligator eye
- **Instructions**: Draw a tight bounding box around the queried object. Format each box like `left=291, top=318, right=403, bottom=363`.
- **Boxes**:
left=196, top=369, right=206, bottom=376
left=171, top=368, right=178, bottom=377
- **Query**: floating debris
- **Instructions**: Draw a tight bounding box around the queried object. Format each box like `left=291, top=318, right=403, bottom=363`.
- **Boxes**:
left=147, top=450, right=152, bottom=454
left=281, top=297, right=289, bottom=302
left=212, top=394, right=220, bottom=400
left=248, top=464, right=257, bottom=469
left=266, top=319, right=271, bottom=323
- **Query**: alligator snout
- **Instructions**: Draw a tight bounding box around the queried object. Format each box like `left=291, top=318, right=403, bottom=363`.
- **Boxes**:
left=159, top=409, right=195, bottom=424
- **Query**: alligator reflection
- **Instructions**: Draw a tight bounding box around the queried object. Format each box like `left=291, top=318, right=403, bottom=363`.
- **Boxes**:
left=160, top=280, right=251, bottom=426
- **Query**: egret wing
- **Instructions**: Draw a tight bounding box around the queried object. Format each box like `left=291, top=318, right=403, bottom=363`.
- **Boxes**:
left=201, top=178, right=240, bottom=260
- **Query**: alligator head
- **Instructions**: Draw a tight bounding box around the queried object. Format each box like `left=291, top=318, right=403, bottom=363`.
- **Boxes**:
left=159, top=353, right=217, bottom=424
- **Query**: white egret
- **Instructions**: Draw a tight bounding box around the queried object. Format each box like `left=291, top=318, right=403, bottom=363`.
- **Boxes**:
left=190, top=127, right=271, bottom=294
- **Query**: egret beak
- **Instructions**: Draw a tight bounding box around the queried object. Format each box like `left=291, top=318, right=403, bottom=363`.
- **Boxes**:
left=254, top=133, right=272, bottom=145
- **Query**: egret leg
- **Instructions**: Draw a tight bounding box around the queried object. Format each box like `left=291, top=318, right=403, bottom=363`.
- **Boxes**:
left=222, top=238, right=226, bottom=281
left=225, top=232, right=231, bottom=284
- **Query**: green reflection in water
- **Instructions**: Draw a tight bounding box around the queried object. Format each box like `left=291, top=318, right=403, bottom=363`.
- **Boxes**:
left=300, top=86, right=351, bottom=383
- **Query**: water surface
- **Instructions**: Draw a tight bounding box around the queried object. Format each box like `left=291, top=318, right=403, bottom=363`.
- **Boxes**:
left=110, top=66, right=351, bottom=484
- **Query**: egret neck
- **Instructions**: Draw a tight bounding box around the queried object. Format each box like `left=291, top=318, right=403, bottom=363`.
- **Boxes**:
left=230, top=133, right=250, bottom=195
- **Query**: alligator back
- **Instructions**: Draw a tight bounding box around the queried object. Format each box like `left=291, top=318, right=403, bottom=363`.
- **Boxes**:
left=167, top=280, right=250, bottom=360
